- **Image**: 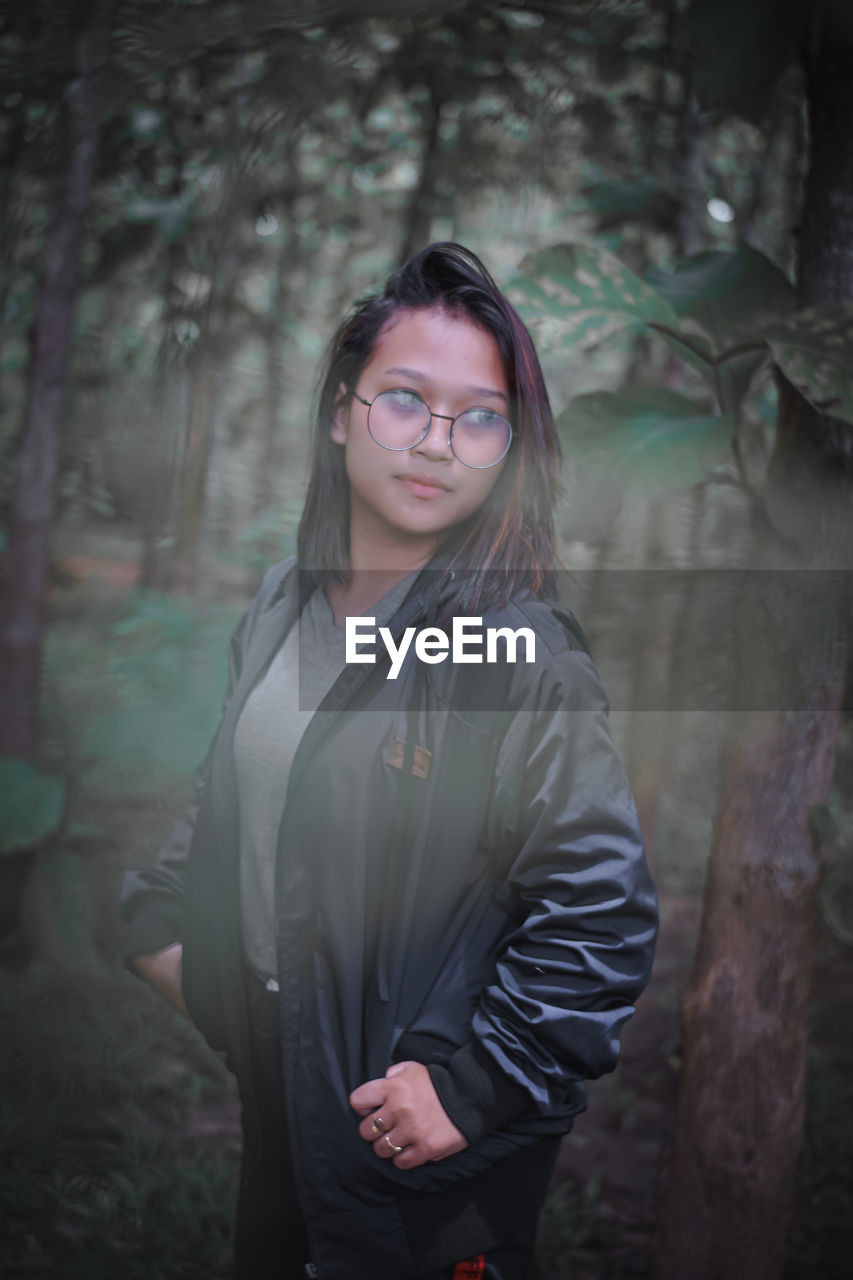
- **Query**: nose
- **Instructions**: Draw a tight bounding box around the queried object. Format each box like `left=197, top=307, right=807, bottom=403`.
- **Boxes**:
left=413, top=411, right=454, bottom=462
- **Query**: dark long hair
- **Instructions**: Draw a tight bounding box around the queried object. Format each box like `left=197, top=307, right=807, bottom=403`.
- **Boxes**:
left=298, top=243, right=561, bottom=609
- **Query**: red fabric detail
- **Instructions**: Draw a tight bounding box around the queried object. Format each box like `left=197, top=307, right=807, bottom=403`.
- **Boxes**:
left=452, top=1256, right=485, bottom=1279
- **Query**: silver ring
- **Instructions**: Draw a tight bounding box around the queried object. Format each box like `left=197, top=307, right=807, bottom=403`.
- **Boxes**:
left=384, top=1133, right=404, bottom=1154
left=370, top=1114, right=387, bottom=1136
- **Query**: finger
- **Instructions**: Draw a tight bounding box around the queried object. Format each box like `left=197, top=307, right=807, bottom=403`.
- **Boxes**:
left=384, top=1060, right=412, bottom=1078
left=393, top=1144, right=427, bottom=1170
left=349, top=1079, right=388, bottom=1113
left=373, top=1130, right=409, bottom=1161
left=357, top=1111, right=391, bottom=1143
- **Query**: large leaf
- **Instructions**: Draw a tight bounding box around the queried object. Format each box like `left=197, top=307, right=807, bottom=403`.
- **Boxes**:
left=646, top=248, right=795, bottom=409
left=507, top=243, right=679, bottom=350
left=646, top=248, right=795, bottom=358
left=557, top=387, right=733, bottom=503
left=0, top=760, right=65, bottom=856
left=687, top=0, right=804, bottom=123
left=766, top=304, right=853, bottom=427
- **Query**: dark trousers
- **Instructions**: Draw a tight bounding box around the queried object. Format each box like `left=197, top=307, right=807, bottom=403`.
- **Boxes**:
left=233, top=975, right=311, bottom=1280
left=233, top=974, right=540, bottom=1280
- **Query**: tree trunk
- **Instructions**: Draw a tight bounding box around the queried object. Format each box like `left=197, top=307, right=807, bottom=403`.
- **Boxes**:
left=0, top=0, right=112, bottom=759
left=398, top=88, right=444, bottom=266
left=138, top=83, right=191, bottom=591
left=0, top=97, right=27, bottom=389
left=624, top=500, right=677, bottom=868
left=643, top=0, right=678, bottom=177
left=255, top=219, right=293, bottom=513
left=740, top=66, right=803, bottom=261
left=654, top=8, right=853, bottom=1278
left=171, top=90, right=245, bottom=593
left=676, top=84, right=708, bottom=259
left=653, top=662, right=844, bottom=1280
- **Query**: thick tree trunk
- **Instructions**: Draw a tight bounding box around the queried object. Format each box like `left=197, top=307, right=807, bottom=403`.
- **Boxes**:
left=0, top=1, right=111, bottom=758
left=654, top=672, right=843, bottom=1280
left=654, top=8, right=853, bottom=1278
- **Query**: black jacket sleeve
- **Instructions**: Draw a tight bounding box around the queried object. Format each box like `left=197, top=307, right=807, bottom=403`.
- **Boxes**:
left=429, top=647, right=658, bottom=1145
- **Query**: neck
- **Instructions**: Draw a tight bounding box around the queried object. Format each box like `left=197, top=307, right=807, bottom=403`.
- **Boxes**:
left=324, top=524, right=438, bottom=623
left=348, top=519, right=438, bottom=577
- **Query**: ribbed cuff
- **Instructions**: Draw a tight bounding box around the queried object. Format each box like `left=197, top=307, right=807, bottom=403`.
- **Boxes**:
left=428, top=1040, right=531, bottom=1145
left=121, top=901, right=184, bottom=970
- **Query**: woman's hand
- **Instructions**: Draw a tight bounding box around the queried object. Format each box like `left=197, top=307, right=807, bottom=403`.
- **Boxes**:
left=349, top=1061, right=468, bottom=1169
left=131, top=942, right=190, bottom=1020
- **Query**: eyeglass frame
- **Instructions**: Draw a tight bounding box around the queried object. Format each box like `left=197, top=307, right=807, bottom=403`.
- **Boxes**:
left=349, top=388, right=514, bottom=470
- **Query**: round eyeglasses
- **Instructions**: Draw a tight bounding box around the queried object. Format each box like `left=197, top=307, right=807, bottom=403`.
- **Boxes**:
left=352, top=388, right=513, bottom=470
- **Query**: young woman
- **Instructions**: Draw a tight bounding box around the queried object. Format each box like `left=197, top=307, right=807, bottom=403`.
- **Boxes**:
left=121, top=243, right=657, bottom=1280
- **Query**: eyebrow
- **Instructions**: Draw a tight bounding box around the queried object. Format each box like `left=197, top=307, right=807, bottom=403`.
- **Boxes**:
left=382, top=366, right=508, bottom=405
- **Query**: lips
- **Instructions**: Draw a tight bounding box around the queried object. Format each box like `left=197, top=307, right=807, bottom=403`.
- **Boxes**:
left=397, top=472, right=451, bottom=497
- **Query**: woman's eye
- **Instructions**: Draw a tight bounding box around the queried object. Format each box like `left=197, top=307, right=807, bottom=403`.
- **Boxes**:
left=386, top=389, right=423, bottom=411
left=465, top=408, right=500, bottom=428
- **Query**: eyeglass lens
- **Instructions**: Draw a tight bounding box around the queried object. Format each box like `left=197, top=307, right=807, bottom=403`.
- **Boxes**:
left=368, top=389, right=511, bottom=468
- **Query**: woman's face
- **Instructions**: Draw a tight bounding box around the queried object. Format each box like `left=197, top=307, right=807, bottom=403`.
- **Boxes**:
left=331, top=306, right=510, bottom=557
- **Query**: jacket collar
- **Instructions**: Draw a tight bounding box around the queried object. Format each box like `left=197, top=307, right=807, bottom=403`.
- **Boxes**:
left=262, top=542, right=460, bottom=628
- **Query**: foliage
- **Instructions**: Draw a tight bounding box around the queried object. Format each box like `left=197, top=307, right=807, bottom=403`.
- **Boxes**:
left=687, top=0, right=805, bottom=124
left=0, top=760, right=65, bottom=858
left=229, top=498, right=303, bottom=575
left=645, top=248, right=796, bottom=410
left=510, top=240, right=853, bottom=530
left=556, top=387, right=733, bottom=504
left=509, top=243, right=679, bottom=349
left=766, top=306, right=853, bottom=427
left=0, top=959, right=237, bottom=1278
left=687, top=0, right=853, bottom=124
left=41, top=592, right=241, bottom=802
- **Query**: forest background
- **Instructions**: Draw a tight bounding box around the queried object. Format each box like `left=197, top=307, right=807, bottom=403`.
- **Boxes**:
left=1, top=1, right=852, bottom=1278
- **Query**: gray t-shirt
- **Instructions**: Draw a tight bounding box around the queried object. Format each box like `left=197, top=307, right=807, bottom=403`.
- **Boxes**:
left=234, top=575, right=416, bottom=980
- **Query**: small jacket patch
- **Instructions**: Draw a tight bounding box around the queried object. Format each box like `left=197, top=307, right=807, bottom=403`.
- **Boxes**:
left=387, top=739, right=432, bottom=779
left=452, top=1256, right=486, bottom=1279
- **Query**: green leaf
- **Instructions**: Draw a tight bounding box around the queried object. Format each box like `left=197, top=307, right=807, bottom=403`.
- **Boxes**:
left=507, top=243, right=679, bottom=350
left=687, top=0, right=804, bottom=123
left=646, top=248, right=795, bottom=409
left=0, top=760, right=65, bottom=856
left=647, top=248, right=795, bottom=358
left=557, top=388, right=733, bottom=503
left=766, top=304, right=853, bottom=427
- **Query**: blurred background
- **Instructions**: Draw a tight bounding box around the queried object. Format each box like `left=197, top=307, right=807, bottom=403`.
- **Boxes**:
left=1, top=1, right=852, bottom=1277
